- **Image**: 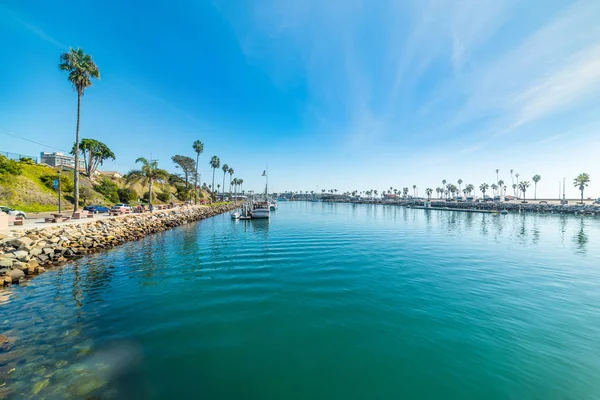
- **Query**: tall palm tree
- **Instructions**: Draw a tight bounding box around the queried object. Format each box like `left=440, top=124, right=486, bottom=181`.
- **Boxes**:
left=239, top=178, right=244, bottom=195
left=209, top=156, right=220, bottom=199
left=126, top=157, right=169, bottom=209
left=519, top=181, right=530, bottom=201
left=495, top=169, right=499, bottom=188
left=228, top=168, right=234, bottom=197
left=515, top=173, right=520, bottom=197
left=59, top=48, right=100, bottom=212
left=192, top=140, right=204, bottom=204
left=491, top=183, right=498, bottom=197
left=425, top=188, right=433, bottom=199
left=466, top=184, right=474, bottom=196
left=498, top=180, right=504, bottom=198
left=458, top=179, right=463, bottom=193
left=480, top=183, right=489, bottom=198
left=510, top=169, right=514, bottom=188
left=532, top=175, right=541, bottom=200
left=512, top=183, right=517, bottom=198
left=413, top=184, right=417, bottom=197
left=573, top=173, right=591, bottom=203
left=221, top=164, right=229, bottom=197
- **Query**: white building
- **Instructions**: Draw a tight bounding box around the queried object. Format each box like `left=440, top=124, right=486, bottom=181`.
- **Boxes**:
left=40, top=152, right=85, bottom=169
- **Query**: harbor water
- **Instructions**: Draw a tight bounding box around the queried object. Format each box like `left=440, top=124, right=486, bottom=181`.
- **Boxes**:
left=1, top=202, right=600, bottom=399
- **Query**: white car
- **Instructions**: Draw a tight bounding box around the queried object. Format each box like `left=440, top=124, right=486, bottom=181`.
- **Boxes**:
left=0, top=206, right=27, bottom=218
left=111, top=204, right=132, bottom=213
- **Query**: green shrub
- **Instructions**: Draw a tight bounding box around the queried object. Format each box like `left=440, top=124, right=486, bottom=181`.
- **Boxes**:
left=18, top=157, right=36, bottom=165
left=118, top=187, right=138, bottom=203
left=40, top=173, right=74, bottom=193
left=157, top=191, right=171, bottom=202
left=0, top=155, right=23, bottom=175
left=94, top=176, right=119, bottom=203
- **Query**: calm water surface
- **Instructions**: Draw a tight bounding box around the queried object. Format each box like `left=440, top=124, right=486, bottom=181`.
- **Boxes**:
left=1, top=202, right=600, bottom=399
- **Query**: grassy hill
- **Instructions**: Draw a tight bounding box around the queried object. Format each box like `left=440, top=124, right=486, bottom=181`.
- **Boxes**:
left=0, top=155, right=211, bottom=212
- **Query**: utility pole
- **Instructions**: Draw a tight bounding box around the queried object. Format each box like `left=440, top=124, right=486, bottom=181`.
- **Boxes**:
left=562, top=177, right=566, bottom=204
left=57, top=168, right=62, bottom=214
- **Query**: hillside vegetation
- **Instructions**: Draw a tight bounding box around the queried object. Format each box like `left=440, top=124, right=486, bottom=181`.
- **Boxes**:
left=0, top=155, right=210, bottom=212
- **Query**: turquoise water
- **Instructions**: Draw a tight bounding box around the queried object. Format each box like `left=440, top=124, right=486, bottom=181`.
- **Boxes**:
left=2, top=202, right=600, bottom=399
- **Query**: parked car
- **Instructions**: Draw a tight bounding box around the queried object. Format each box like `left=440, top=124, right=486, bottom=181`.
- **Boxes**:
left=84, top=204, right=111, bottom=214
left=539, top=201, right=548, bottom=205
left=111, top=204, right=132, bottom=213
left=594, top=198, right=600, bottom=205
left=0, top=206, right=26, bottom=218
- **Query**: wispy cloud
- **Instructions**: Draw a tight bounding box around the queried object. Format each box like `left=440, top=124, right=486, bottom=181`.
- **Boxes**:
left=3, top=6, right=68, bottom=49
left=216, top=0, right=600, bottom=153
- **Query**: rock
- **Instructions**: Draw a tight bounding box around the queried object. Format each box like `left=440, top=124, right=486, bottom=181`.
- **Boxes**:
left=2, top=276, right=11, bottom=286
left=7, top=237, right=33, bottom=248
left=12, top=250, right=30, bottom=261
left=0, top=257, right=13, bottom=267
left=42, top=248, right=54, bottom=255
left=29, top=248, right=42, bottom=256
left=0, top=268, right=10, bottom=275
left=27, top=259, right=39, bottom=268
left=12, top=261, right=29, bottom=272
left=35, top=267, right=46, bottom=274
left=8, top=269, right=25, bottom=283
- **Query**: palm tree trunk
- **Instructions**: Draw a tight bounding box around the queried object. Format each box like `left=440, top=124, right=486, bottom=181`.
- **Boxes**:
left=73, top=91, right=82, bottom=212
left=222, top=173, right=226, bottom=197
left=194, top=154, right=199, bottom=205
left=534, top=183, right=537, bottom=200
left=211, top=168, right=216, bottom=199
left=581, top=187, right=584, bottom=203
left=149, top=180, right=153, bottom=209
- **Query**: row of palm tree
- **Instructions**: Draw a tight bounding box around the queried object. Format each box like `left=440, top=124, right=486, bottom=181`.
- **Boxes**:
left=302, top=172, right=591, bottom=204
left=59, top=47, right=245, bottom=211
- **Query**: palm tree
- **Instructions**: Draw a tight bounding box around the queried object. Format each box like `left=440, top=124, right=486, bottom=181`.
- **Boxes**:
left=495, top=169, right=499, bottom=188
left=466, top=184, right=474, bottom=197
left=515, top=173, right=520, bottom=197
left=510, top=169, right=514, bottom=188
left=480, top=183, right=489, bottom=198
left=59, top=48, right=100, bottom=212
left=192, top=140, right=204, bottom=204
left=209, top=156, right=220, bottom=199
left=491, top=183, right=498, bottom=197
left=239, top=178, right=244, bottom=195
left=458, top=179, right=463, bottom=193
left=413, top=185, right=417, bottom=197
left=532, top=175, right=541, bottom=200
left=512, top=183, right=517, bottom=198
left=228, top=168, right=234, bottom=197
left=221, top=164, right=229, bottom=197
left=426, top=188, right=433, bottom=199
left=498, top=180, right=504, bottom=198
left=573, top=173, right=591, bottom=203
left=403, top=187, right=409, bottom=198
left=519, top=181, right=530, bottom=201
left=126, top=158, right=169, bottom=209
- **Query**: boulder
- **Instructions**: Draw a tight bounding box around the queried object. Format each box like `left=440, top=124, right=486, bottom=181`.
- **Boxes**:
left=8, top=269, right=25, bottom=283
left=12, top=250, right=29, bottom=261
left=7, top=237, right=33, bottom=248
left=29, top=248, right=43, bottom=256
left=0, top=258, right=13, bottom=268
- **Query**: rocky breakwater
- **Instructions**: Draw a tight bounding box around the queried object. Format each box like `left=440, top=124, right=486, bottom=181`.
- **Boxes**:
left=0, top=204, right=236, bottom=286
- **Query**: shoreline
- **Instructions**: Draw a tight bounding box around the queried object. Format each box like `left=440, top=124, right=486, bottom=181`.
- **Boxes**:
left=0, top=203, right=237, bottom=286
left=317, top=199, right=600, bottom=215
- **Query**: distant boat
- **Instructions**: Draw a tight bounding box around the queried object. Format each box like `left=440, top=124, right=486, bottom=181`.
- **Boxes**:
left=277, top=197, right=288, bottom=202
left=231, top=211, right=240, bottom=219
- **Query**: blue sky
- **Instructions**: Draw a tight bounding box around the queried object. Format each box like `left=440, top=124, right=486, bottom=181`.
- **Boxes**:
left=1, top=0, right=599, bottom=198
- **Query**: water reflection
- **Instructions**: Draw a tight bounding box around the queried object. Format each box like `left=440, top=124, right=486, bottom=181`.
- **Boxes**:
left=574, top=218, right=589, bottom=254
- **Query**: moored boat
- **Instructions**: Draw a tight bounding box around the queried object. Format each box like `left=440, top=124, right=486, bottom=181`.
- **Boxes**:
left=251, top=201, right=271, bottom=219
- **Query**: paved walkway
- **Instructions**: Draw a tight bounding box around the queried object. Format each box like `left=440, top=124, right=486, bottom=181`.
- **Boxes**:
left=1, top=205, right=203, bottom=234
